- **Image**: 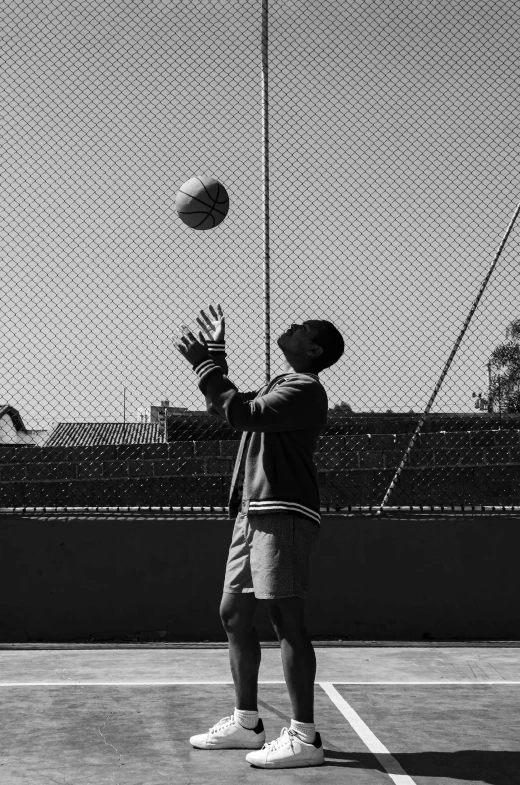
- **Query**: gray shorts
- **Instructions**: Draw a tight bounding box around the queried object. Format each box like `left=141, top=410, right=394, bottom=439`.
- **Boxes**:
left=223, top=509, right=320, bottom=600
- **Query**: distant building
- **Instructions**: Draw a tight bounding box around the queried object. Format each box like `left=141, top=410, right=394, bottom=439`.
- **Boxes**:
left=150, top=400, right=188, bottom=440
left=0, top=405, right=43, bottom=445
left=45, top=422, right=162, bottom=447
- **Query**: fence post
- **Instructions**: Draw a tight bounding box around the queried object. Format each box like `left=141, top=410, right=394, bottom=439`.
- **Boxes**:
left=262, top=0, right=270, bottom=385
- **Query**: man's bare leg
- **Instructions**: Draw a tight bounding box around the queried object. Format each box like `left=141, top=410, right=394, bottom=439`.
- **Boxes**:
left=220, top=591, right=261, bottom=710
left=268, top=597, right=316, bottom=723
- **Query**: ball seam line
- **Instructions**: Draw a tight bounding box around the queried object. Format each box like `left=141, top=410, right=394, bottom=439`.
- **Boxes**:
left=194, top=176, right=227, bottom=216
left=194, top=176, right=216, bottom=203
left=177, top=192, right=228, bottom=217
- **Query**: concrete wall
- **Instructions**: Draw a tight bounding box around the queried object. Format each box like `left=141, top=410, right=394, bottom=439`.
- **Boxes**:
left=0, top=510, right=519, bottom=642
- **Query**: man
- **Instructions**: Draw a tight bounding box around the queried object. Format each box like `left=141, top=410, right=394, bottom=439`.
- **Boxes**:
left=175, top=304, right=344, bottom=769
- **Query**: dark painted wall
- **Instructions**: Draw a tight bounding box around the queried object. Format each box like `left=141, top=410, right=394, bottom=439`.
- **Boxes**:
left=1, top=511, right=519, bottom=642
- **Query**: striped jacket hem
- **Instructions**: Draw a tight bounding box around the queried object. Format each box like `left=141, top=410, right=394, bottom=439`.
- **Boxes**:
left=247, top=499, right=321, bottom=526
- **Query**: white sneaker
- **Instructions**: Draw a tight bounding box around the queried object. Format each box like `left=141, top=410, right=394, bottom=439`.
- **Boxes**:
left=190, top=714, right=266, bottom=750
left=245, top=726, right=325, bottom=768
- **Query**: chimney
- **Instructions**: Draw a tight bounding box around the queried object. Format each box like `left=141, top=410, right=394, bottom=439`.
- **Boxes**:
left=160, top=400, right=169, bottom=407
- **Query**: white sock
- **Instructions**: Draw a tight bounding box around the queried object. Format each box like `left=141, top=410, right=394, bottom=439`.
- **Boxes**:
left=234, top=707, right=259, bottom=729
left=290, top=718, right=316, bottom=743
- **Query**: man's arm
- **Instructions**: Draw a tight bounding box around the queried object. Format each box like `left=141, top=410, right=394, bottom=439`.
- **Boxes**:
left=192, top=304, right=230, bottom=419
left=204, top=341, right=258, bottom=417
left=191, top=306, right=259, bottom=418
left=175, top=323, right=327, bottom=431
left=205, top=341, right=229, bottom=418
left=206, top=340, right=228, bottom=376
left=194, top=358, right=327, bottom=432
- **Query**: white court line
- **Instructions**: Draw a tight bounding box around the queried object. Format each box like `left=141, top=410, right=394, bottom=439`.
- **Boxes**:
left=1, top=678, right=516, bottom=785
left=0, top=681, right=285, bottom=686
left=320, top=681, right=520, bottom=685
left=0, top=680, right=519, bottom=686
left=320, top=682, right=416, bottom=785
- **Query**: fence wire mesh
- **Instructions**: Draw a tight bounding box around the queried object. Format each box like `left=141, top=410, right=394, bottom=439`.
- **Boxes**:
left=2, top=0, right=520, bottom=511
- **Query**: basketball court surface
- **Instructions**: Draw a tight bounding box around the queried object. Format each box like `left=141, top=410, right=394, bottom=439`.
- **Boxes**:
left=1, top=643, right=519, bottom=784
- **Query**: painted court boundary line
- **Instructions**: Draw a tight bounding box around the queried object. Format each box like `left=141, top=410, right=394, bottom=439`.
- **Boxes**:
left=0, top=680, right=518, bottom=686
left=320, top=682, right=416, bottom=785
left=1, top=682, right=517, bottom=783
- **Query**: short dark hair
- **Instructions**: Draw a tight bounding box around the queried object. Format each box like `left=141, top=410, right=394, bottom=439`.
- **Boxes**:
left=310, top=320, right=344, bottom=372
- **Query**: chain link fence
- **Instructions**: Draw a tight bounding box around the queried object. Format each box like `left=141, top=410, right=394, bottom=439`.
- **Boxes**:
left=2, top=0, right=520, bottom=511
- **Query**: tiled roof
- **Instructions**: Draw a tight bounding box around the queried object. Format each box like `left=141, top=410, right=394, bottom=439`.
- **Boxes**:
left=45, top=422, right=162, bottom=447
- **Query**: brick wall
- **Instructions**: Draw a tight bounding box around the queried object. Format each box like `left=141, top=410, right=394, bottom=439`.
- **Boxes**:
left=1, top=417, right=520, bottom=507
left=167, top=411, right=520, bottom=439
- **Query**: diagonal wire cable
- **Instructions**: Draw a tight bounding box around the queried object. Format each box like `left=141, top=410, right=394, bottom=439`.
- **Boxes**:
left=379, top=196, right=520, bottom=511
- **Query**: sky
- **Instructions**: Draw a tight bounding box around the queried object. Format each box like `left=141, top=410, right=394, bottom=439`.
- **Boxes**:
left=1, top=0, right=520, bottom=429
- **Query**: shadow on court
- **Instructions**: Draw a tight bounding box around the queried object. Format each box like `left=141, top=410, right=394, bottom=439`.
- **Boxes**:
left=258, top=696, right=520, bottom=783
left=322, top=749, right=520, bottom=783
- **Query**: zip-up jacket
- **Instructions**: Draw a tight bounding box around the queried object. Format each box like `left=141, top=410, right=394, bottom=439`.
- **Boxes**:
left=191, top=341, right=328, bottom=526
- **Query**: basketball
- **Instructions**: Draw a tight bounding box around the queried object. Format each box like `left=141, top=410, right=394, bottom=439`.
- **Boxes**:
left=175, top=176, right=229, bottom=230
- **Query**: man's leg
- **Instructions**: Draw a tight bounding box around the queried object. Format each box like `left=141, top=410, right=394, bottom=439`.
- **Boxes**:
left=220, top=591, right=261, bottom=710
left=268, top=597, right=316, bottom=723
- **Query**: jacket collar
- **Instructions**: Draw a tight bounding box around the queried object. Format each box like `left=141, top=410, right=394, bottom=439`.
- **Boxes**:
left=267, top=372, right=321, bottom=390
left=272, top=372, right=320, bottom=382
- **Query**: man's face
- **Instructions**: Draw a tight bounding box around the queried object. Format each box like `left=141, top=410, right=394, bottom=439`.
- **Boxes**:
left=277, top=320, right=322, bottom=359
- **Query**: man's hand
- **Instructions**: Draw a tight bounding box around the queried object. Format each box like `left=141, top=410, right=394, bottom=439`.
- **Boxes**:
left=175, top=328, right=210, bottom=366
left=196, top=303, right=225, bottom=342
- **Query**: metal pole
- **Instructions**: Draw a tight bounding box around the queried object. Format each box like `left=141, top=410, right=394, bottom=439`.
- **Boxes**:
left=487, top=361, right=492, bottom=413
left=261, top=0, right=270, bottom=385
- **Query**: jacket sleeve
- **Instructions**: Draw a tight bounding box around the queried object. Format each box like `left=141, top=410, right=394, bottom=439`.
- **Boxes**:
left=204, top=342, right=258, bottom=419
left=206, top=341, right=228, bottom=375
left=193, top=358, right=327, bottom=432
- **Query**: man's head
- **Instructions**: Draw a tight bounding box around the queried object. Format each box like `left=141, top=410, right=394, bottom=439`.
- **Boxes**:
left=277, top=319, right=344, bottom=373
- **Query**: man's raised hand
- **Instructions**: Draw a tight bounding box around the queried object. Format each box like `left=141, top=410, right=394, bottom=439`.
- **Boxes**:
left=196, top=304, right=225, bottom=343
left=175, top=328, right=210, bottom=367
